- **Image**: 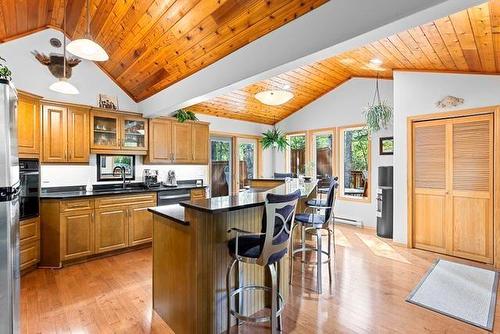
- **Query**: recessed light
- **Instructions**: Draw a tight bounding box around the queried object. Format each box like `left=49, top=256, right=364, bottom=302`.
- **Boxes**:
left=283, top=84, right=290, bottom=90
left=369, top=58, right=383, bottom=66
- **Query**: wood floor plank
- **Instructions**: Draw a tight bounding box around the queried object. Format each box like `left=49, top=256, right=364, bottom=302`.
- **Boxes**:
left=20, top=226, right=499, bottom=333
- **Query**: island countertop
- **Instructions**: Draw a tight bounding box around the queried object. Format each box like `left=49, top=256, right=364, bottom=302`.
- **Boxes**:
left=179, top=179, right=317, bottom=213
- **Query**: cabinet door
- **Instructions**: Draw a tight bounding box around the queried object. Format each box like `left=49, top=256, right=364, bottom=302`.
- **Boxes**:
left=90, top=111, right=120, bottom=150
left=42, top=105, right=67, bottom=163
left=20, top=240, right=40, bottom=271
left=68, top=107, right=89, bottom=163
left=17, top=94, right=40, bottom=157
left=172, top=122, right=192, bottom=163
left=146, top=119, right=172, bottom=163
left=412, top=120, right=448, bottom=255
left=61, top=210, right=94, bottom=260
left=95, top=207, right=128, bottom=253
left=128, top=205, right=154, bottom=246
left=122, top=116, right=148, bottom=152
left=192, top=123, right=209, bottom=164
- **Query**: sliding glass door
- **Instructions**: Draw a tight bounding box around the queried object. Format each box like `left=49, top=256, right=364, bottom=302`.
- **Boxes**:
left=237, top=138, right=257, bottom=191
left=210, top=136, right=232, bottom=197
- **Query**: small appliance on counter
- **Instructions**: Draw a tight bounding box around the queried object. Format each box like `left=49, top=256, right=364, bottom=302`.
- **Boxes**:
left=376, top=166, right=393, bottom=238
left=165, top=170, right=177, bottom=187
left=143, top=169, right=160, bottom=188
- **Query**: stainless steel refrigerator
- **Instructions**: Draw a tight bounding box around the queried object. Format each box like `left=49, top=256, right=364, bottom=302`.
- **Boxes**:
left=0, top=78, right=20, bottom=334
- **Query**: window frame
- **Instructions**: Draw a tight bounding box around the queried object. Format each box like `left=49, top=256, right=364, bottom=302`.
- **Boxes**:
left=337, top=124, right=371, bottom=203
left=309, top=128, right=336, bottom=180
left=285, top=131, right=308, bottom=176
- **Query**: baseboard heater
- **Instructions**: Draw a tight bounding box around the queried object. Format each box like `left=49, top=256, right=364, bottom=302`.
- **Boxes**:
left=334, top=216, right=364, bottom=228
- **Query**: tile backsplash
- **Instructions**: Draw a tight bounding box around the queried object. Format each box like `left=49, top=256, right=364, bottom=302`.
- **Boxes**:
left=41, top=155, right=208, bottom=187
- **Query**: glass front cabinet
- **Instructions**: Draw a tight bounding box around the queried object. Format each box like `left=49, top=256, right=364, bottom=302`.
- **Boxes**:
left=90, top=110, right=148, bottom=154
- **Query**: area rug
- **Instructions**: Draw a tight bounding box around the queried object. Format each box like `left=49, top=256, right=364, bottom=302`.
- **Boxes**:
left=407, top=259, right=498, bottom=331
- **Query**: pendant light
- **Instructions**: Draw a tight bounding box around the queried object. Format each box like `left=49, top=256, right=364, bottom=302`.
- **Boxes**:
left=67, top=0, right=108, bottom=61
left=50, top=0, right=79, bottom=95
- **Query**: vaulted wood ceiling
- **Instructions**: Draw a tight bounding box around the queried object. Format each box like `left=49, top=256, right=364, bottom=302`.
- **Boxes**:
left=0, top=0, right=328, bottom=101
left=189, top=1, right=500, bottom=124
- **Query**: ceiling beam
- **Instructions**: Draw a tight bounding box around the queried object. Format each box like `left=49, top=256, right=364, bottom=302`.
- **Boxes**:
left=139, top=0, right=484, bottom=118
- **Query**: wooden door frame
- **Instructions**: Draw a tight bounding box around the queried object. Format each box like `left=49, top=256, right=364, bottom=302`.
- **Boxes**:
left=407, top=106, right=500, bottom=268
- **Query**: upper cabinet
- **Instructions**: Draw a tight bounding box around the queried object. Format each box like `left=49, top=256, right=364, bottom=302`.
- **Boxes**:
left=17, top=92, right=41, bottom=158
left=90, top=109, right=148, bottom=155
left=42, top=103, right=89, bottom=163
left=145, top=118, right=209, bottom=165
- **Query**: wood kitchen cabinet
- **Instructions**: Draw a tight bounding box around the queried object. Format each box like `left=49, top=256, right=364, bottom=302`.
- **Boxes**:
left=41, top=193, right=156, bottom=267
left=20, top=216, right=40, bottom=273
left=41, top=102, right=89, bottom=163
left=61, top=209, right=94, bottom=260
left=17, top=91, right=41, bottom=158
left=90, top=109, right=148, bottom=155
left=145, top=118, right=209, bottom=164
left=95, top=207, right=128, bottom=253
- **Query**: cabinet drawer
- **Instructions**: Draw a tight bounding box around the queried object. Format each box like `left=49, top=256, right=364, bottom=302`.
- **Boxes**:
left=95, top=193, right=156, bottom=208
left=60, top=199, right=94, bottom=212
left=20, top=240, right=40, bottom=270
left=20, top=217, right=40, bottom=245
left=190, top=188, right=206, bottom=200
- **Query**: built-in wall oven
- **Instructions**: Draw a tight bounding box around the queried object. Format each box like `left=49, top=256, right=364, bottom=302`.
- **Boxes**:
left=19, top=159, right=40, bottom=220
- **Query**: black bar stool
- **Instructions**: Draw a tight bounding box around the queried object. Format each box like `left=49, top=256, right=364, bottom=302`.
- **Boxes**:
left=226, top=190, right=301, bottom=333
left=289, top=178, right=339, bottom=293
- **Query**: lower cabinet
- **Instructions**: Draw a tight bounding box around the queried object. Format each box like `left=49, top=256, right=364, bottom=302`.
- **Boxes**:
left=20, top=217, right=40, bottom=272
left=95, top=207, right=129, bottom=253
left=40, top=193, right=156, bottom=267
left=61, top=210, right=94, bottom=260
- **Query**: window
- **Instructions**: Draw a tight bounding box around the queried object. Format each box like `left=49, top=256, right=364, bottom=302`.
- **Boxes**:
left=97, top=155, right=135, bottom=181
left=286, top=133, right=306, bottom=176
left=210, top=137, right=232, bottom=197
left=238, top=138, right=257, bottom=190
left=339, top=126, right=370, bottom=200
left=312, top=130, right=334, bottom=183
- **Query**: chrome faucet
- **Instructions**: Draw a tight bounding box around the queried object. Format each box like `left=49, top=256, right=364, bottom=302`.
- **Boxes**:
left=113, top=166, right=128, bottom=189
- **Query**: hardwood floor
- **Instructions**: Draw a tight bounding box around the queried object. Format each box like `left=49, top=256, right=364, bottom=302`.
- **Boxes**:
left=21, top=225, right=499, bottom=333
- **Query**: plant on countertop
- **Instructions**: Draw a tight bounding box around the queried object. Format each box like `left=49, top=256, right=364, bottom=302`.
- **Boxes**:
left=174, top=109, right=198, bottom=123
left=261, top=127, right=288, bottom=151
left=0, top=56, right=12, bottom=81
left=363, top=75, right=392, bottom=134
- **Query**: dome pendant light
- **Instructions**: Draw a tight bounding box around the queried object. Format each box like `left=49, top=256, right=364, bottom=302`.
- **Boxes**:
left=67, top=0, right=109, bottom=61
left=50, top=0, right=79, bottom=95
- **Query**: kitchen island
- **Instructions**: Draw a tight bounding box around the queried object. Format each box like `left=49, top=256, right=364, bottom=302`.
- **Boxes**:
left=149, top=179, right=317, bottom=334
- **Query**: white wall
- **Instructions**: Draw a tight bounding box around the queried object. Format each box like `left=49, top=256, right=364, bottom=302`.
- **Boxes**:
left=0, top=28, right=137, bottom=112
left=393, top=71, right=500, bottom=244
left=276, top=77, right=394, bottom=227
left=41, top=155, right=208, bottom=188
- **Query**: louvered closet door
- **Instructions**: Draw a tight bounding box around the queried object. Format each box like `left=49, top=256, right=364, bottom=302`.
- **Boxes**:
left=451, top=114, right=493, bottom=263
left=413, top=120, right=449, bottom=254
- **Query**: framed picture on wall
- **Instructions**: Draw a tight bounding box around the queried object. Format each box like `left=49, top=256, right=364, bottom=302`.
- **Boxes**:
left=98, top=94, right=118, bottom=110
left=379, top=137, right=394, bottom=155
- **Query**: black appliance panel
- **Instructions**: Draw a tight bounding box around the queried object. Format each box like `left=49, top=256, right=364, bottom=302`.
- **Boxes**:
left=19, top=159, right=40, bottom=220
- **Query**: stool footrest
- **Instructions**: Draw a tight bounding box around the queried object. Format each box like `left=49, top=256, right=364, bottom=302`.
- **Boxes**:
left=228, top=285, right=284, bottom=323
left=291, top=247, right=331, bottom=264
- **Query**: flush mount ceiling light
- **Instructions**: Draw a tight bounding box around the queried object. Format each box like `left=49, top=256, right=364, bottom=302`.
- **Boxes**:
left=255, top=90, right=294, bottom=106
left=50, top=0, right=79, bottom=95
left=67, top=0, right=109, bottom=61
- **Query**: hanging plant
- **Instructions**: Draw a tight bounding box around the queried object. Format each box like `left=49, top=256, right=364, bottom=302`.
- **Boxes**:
left=363, top=75, right=392, bottom=134
left=261, top=127, right=288, bottom=151
left=0, top=56, right=12, bottom=81
left=174, top=109, right=198, bottom=123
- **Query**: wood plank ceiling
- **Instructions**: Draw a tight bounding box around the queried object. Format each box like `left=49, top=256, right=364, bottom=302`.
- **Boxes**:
left=0, top=0, right=328, bottom=102
left=189, top=0, right=500, bottom=124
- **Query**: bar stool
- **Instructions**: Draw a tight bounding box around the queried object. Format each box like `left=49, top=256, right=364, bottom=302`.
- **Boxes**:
left=289, top=179, right=339, bottom=294
left=226, top=190, right=301, bottom=334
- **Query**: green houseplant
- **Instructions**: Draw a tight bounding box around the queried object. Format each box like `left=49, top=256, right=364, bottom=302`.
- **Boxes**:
left=260, top=127, right=288, bottom=151
left=174, top=109, right=198, bottom=123
left=364, top=75, right=392, bottom=133
left=0, top=56, right=12, bottom=82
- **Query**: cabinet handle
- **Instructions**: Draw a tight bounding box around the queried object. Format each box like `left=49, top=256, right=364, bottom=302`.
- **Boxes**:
left=91, top=212, right=94, bottom=221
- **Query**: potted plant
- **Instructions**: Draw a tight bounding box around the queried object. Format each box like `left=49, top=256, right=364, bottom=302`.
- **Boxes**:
left=260, top=127, right=288, bottom=151
left=174, top=109, right=198, bottom=123
left=364, top=75, right=392, bottom=134
left=0, top=56, right=12, bottom=83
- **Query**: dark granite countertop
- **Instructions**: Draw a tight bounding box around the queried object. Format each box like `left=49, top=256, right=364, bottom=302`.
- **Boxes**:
left=184, top=179, right=317, bottom=213
left=41, top=182, right=206, bottom=199
left=148, top=204, right=187, bottom=225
